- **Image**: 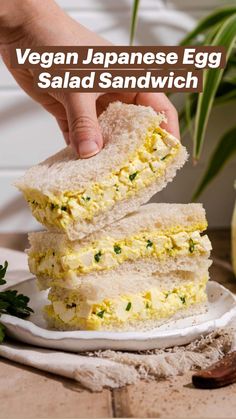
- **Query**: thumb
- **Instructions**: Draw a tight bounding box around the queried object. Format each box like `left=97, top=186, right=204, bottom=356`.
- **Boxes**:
left=66, top=93, right=103, bottom=158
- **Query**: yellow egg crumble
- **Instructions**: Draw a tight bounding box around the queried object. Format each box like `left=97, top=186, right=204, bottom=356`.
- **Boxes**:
left=24, top=127, right=179, bottom=231
left=45, top=276, right=208, bottom=330
left=28, top=228, right=211, bottom=283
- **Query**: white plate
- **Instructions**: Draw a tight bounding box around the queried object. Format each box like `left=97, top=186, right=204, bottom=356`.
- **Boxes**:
left=1, top=277, right=236, bottom=352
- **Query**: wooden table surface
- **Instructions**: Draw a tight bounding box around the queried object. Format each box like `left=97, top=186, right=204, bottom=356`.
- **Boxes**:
left=0, top=230, right=236, bottom=419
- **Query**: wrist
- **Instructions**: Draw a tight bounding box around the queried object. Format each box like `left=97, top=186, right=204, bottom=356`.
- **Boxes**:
left=0, top=0, right=58, bottom=44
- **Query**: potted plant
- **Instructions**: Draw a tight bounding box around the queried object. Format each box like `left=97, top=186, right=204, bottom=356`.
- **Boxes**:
left=130, top=3, right=236, bottom=273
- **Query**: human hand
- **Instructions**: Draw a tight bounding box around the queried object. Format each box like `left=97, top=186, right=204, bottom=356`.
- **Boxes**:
left=0, top=0, right=180, bottom=158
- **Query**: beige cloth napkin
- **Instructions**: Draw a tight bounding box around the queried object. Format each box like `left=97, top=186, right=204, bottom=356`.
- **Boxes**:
left=0, top=247, right=235, bottom=391
left=0, top=341, right=138, bottom=391
left=0, top=329, right=234, bottom=391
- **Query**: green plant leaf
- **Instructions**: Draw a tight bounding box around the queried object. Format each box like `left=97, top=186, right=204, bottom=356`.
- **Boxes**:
left=179, top=76, right=236, bottom=136
left=193, top=126, right=236, bottom=200
left=180, top=7, right=236, bottom=45
left=215, top=82, right=236, bottom=104
left=179, top=94, right=197, bottom=136
left=0, top=260, right=34, bottom=320
left=0, top=261, right=8, bottom=285
left=222, top=73, right=236, bottom=85
left=130, top=0, right=140, bottom=45
left=228, top=52, right=236, bottom=65
left=216, top=89, right=236, bottom=104
left=193, top=13, right=236, bottom=160
left=185, top=94, right=195, bottom=138
left=0, top=323, right=5, bottom=343
left=178, top=17, right=235, bottom=139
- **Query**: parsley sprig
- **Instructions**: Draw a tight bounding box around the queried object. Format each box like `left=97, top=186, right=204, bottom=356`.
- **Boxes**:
left=0, top=261, right=34, bottom=343
left=0, top=261, right=8, bottom=285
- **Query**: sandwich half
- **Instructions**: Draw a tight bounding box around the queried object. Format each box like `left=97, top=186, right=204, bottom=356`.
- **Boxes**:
left=27, top=203, right=212, bottom=290
left=44, top=269, right=209, bottom=331
left=16, top=102, right=188, bottom=240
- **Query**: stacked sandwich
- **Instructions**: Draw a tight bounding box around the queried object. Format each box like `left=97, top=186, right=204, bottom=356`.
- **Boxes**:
left=16, top=101, right=212, bottom=331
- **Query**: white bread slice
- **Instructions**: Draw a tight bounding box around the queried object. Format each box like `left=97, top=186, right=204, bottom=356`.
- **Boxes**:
left=67, top=146, right=187, bottom=240
left=27, top=203, right=212, bottom=290
left=28, top=203, right=208, bottom=252
left=45, top=270, right=209, bottom=331
left=45, top=302, right=207, bottom=332
left=16, top=102, right=188, bottom=240
left=36, top=258, right=212, bottom=290
left=16, top=102, right=165, bottom=191
left=44, top=267, right=210, bottom=300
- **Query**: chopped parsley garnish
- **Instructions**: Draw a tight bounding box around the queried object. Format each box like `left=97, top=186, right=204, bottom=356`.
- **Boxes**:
left=146, top=240, right=153, bottom=248
left=0, top=324, right=5, bottom=343
left=129, top=172, right=138, bottom=181
left=189, top=238, right=195, bottom=253
left=50, top=203, right=59, bottom=210
left=96, top=310, right=105, bottom=318
left=94, top=251, right=102, bottom=263
left=165, top=291, right=171, bottom=299
left=126, top=302, right=132, bottom=311
left=66, top=303, right=76, bottom=309
left=146, top=302, right=151, bottom=309
left=114, top=184, right=119, bottom=191
left=0, top=261, right=8, bottom=285
left=149, top=163, right=155, bottom=173
left=81, top=196, right=91, bottom=202
left=167, top=247, right=174, bottom=255
left=61, top=206, right=67, bottom=211
left=161, top=154, right=170, bottom=161
left=180, top=296, right=186, bottom=304
left=0, top=291, right=33, bottom=318
left=114, top=245, right=122, bottom=254
left=0, top=261, right=34, bottom=343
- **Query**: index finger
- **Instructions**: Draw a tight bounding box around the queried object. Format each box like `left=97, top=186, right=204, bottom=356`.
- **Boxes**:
left=135, top=92, right=180, bottom=139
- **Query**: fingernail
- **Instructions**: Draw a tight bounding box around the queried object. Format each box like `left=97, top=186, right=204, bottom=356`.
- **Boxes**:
left=78, top=140, right=100, bottom=158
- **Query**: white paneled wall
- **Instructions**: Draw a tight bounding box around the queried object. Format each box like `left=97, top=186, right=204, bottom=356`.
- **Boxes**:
left=0, top=0, right=235, bottom=232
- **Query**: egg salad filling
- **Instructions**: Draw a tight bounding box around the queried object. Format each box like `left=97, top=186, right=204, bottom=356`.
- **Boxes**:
left=25, top=127, right=179, bottom=230
left=29, top=229, right=211, bottom=282
left=45, top=276, right=208, bottom=330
